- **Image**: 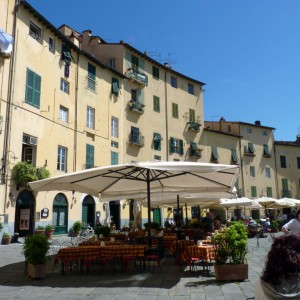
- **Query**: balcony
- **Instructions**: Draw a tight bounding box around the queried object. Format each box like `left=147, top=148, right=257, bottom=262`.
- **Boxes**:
left=263, top=153, right=272, bottom=158
left=187, top=121, right=201, bottom=132
left=190, top=147, right=202, bottom=158
left=128, top=133, right=144, bottom=147
left=244, top=151, right=255, bottom=157
left=129, top=100, right=145, bottom=114
left=126, top=68, right=148, bottom=86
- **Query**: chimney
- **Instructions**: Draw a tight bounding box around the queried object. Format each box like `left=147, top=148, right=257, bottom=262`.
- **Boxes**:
left=296, top=135, right=300, bottom=144
left=255, top=120, right=261, bottom=126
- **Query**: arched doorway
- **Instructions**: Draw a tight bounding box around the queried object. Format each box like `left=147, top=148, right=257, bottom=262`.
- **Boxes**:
left=53, top=193, right=68, bottom=234
left=14, top=189, right=35, bottom=237
left=82, top=195, right=95, bottom=228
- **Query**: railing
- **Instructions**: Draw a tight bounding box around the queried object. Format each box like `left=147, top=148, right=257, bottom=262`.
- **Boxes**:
left=190, top=148, right=202, bottom=157
left=126, top=68, right=148, bottom=86
left=187, top=122, right=201, bottom=131
left=129, top=100, right=145, bottom=113
left=128, top=133, right=144, bottom=147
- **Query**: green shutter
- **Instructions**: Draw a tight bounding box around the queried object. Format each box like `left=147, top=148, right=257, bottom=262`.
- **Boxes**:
left=153, top=133, right=161, bottom=151
left=153, top=208, right=161, bottom=225
left=231, top=149, right=238, bottom=163
left=267, top=187, right=272, bottom=197
left=211, top=146, right=218, bottom=160
left=112, top=78, right=119, bottom=96
left=137, top=89, right=144, bottom=105
left=251, top=186, right=257, bottom=197
left=248, top=142, right=255, bottom=153
left=88, top=63, right=96, bottom=80
left=125, top=51, right=131, bottom=69
left=86, top=144, right=94, bottom=169
left=111, top=151, right=118, bottom=165
left=153, top=96, right=160, bottom=112
left=179, top=139, right=184, bottom=155
left=190, top=142, right=197, bottom=149
left=189, top=109, right=195, bottom=122
left=263, top=144, right=270, bottom=156
left=170, top=137, right=174, bottom=153
left=82, top=205, right=88, bottom=224
left=25, top=68, right=41, bottom=108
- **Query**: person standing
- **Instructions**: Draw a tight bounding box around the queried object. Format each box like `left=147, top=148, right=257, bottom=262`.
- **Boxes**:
left=282, top=209, right=300, bottom=234
left=201, top=212, right=213, bottom=233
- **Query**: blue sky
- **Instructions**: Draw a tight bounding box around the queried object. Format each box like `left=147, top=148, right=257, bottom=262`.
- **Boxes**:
left=27, top=0, right=300, bottom=141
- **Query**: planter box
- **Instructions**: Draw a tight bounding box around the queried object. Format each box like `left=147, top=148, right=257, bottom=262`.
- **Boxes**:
left=45, top=229, right=54, bottom=239
left=214, top=264, right=248, bottom=281
left=27, top=263, right=46, bottom=279
left=2, top=237, right=11, bottom=245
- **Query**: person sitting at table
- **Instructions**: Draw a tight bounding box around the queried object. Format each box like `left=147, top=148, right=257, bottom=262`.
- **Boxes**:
left=254, top=233, right=300, bottom=299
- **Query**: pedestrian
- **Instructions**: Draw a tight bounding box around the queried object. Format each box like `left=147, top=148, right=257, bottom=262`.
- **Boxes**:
left=254, top=234, right=300, bottom=299
left=282, top=208, right=300, bottom=234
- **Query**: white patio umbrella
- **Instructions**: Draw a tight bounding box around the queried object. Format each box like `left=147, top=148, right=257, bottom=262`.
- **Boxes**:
left=255, top=197, right=278, bottom=212
left=29, top=161, right=239, bottom=226
left=273, top=198, right=296, bottom=208
left=278, top=197, right=300, bottom=207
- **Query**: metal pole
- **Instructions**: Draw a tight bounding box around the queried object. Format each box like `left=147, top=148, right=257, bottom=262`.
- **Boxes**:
left=147, top=170, right=151, bottom=245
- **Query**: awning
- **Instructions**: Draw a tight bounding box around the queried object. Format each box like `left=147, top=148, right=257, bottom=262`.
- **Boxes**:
left=0, top=29, right=13, bottom=55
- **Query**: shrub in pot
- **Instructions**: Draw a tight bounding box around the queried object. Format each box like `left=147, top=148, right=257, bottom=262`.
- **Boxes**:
left=22, top=234, right=50, bottom=279
left=44, top=224, right=55, bottom=239
left=2, top=232, right=11, bottom=245
left=72, top=221, right=83, bottom=236
left=35, top=225, right=45, bottom=235
left=211, top=221, right=248, bottom=281
left=95, top=225, right=111, bottom=238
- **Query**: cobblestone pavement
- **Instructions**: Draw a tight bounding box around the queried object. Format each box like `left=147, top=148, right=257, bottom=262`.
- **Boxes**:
left=0, top=232, right=281, bottom=299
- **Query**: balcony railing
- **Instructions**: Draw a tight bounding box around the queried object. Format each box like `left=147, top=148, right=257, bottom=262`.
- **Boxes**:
left=187, top=121, right=201, bottom=131
left=128, top=133, right=144, bottom=147
left=126, top=68, right=148, bottom=86
left=129, top=100, right=145, bottom=113
left=190, top=148, right=202, bottom=157
left=244, top=151, right=255, bottom=157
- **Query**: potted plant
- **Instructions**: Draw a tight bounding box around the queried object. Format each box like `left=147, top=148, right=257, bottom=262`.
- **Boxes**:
left=211, top=221, right=248, bottom=281
left=94, top=225, right=111, bottom=238
left=44, top=224, right=55, bottom=239
left=2, top=232, right=11, bottom=245
left=35, top=225, right=45, bottom=235
left=143, top=221, right=161, bottom=235
left=72, top=221, right=83, bottom=237
left=22, top=234, right=50, bottom=279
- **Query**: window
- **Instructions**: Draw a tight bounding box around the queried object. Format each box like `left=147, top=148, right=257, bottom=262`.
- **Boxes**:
left=111, top=77, right=119, bottom=96
left=59, top=106, right=68, bottom=123
left=262, top=130, right=267, bottom=136
left=60, top=78, right=69, bottom=94
left=263, top=144, right=271, bottom=157
left=246, top=128, right=252, bottom=134
left=282, top=178, right=290, bottom=197
left=244, top=142, right=255, bottom=155
left=108, top=58, right=115, bottom=69
left=170, top=137, right=183, bottom=155
left=171, top=76, right=177, bottom=88
left=227, top=125, right=232, bottom=133
left=111, top=141, right=119, bottom=148
left=131, top=54, right=139, bottom=70
left=61, top=44, right=71, bottom=63
left=22, top=133, right=37, bottom=165
left=190, top=142, right=201, bottom=157
left=111, top=117, right=118, bottom=138
left=280, top=155, right=287, bottom=168
left=153, top=133, right=161, bottom=151
left=251, top=186, right=257, bottom=197
left=25, top=68, right=41, bottom=108
left=49, top=37, right=55, bottom=53
left=57, top=146, right=67, bottom=172
left=267, top=187, right=272, bottom=197
left=152, top=66, right=159, bottom=79
left=29, top=21, right=42, bottom=42
left=172, top=103, right=178, bottom=118
left=85, top=144, right=94, bottom=169
left=153, top=96, right=160, bottom=112
left=188, top=83, right=194, bottom=95
left=111, top=151, right=118, bottom=165
left=189, top=109, right=195, bottom=122
left=297, top=157, right=300, bottom=169
left=130, top=126, right=142, bottom=145
left=86, top=106, right=95, bottom=129
left=211, top=146, right=219, bottom=162
left=265, top=167, right=271, bottom=178
left=250, top=166, right=255, bottom=177
left=231, top=149, right=238, bottom=164
left=87, top=63, right=96, bottom=91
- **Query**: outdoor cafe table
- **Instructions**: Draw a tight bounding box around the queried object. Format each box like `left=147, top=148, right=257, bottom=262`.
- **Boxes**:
left=168, top=239, right=195, bottom=256
left=181, top=244, right=215, bottom=274
left=56, top=245, right=146, bottom=274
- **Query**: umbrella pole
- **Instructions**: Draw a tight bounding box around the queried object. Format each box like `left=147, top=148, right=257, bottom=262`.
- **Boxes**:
left=147, top=170, right=151, bottom=246
left=185, top=203, right=188, bottom=226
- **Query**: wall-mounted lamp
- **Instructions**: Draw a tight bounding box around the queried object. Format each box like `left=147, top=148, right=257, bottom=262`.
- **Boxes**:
left=8, top=191, right=16, bottom=205
left=103, top=203, right=106, bottom=210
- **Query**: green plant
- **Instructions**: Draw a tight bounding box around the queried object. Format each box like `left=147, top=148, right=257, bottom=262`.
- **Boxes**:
left=44, top=224, right=55, bottom=231
left=36, top=225, right=45, bottom=230
left=22, top=234, right=50, bottom=265
left=0, top=222, right=3, bottom=231
left=189, top=218, right=201, bottom=228
left=72, top=221, right=83, bottom=233
left=270, top=219, right=279, bottom=230
left=11, top=162, right=51, bottom=187
left=94, top=225, right=111, bottom=237
left=143, top=221, right=160, bottom=231
left=211, top=221, right=248, bottom=265
left=36, top=167, right=51, bottom=180
left=3, top=232, right=10, bottom=238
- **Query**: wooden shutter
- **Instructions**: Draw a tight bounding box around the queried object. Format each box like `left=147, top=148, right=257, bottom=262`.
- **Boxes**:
left=179, top=140, right=184, bottom=155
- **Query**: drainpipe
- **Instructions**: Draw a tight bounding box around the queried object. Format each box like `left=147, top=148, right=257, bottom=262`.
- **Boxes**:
left=73, top=53, right=79, bottom=171
left=238, top=133, right=245, bottom=197
left=2, top=1, right=18, bottom=214
left=164, top=70, right=169, bottom=161
left=272, top=129, right=279, bottom=198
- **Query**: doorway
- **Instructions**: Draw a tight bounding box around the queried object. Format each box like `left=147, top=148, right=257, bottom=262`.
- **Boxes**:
left=53, top=193, right=68, bottom=235
left=82, top=195, right=95, bottom=228
left=109, top=201, right=120, bottom=229
left=14, top=189, right=35, bottom=237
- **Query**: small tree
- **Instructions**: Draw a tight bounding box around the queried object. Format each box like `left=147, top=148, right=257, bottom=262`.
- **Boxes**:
left=11, top=162, right=38, bottom=186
